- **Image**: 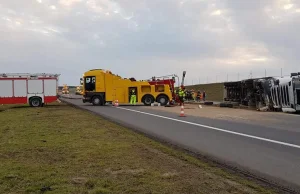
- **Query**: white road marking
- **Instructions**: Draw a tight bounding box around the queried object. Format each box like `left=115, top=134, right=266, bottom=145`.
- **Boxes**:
left=116, top=107, right=300, bottom=149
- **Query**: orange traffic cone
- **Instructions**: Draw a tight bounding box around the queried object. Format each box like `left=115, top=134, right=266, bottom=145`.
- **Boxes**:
left=179, top=105, right=186, bottom=117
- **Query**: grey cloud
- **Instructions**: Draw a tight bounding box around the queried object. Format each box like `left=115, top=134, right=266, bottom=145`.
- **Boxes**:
left=0, top=0, right=299, bottom=85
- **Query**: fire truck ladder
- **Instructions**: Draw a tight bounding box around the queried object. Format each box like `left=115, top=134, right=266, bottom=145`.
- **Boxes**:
left=0, top=73, right=60, bottom=78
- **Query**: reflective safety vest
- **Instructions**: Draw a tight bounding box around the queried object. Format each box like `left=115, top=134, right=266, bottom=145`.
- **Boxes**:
left=178, top=89, right=185, bottom=97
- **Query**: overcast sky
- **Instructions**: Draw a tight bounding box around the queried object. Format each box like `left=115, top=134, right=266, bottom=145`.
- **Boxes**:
left=1, top=0, right=299, bottom=85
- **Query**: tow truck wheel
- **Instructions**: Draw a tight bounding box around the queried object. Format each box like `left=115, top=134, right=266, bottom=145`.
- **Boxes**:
left=142, top=95, right=154, bottom=106
left=92, top=96, right=103, bottom=106
left=156, top=95, right=169, bottom=106
left=30, top=97, right=42, bottom=107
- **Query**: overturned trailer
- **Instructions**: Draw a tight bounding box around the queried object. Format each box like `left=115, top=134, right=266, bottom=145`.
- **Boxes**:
left=224, top=72, right=300, bottom=112
left=270, top=73, right=300, bottom=113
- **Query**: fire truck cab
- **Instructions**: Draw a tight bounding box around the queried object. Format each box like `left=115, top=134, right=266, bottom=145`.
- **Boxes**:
left=0, top=73, right=60, bottom=107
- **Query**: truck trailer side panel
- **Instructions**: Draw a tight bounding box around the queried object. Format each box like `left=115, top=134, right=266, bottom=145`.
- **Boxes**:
left=0, top=80, right=13, bottom=97
left=0, top=80, right=18, bottom=104
left=14, top=80, right=27, bottom=97
left=105, top=73, right=113, bottom=101
left=44, top=79, right=58, bottom=103
left=28, top=80, right=43, bottom=94
left=13, top=80, right=28, bottom=103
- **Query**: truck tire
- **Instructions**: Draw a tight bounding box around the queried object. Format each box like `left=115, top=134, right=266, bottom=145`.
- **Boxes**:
left=227, top=103, right=234, bottom=108
left=92, top=96, right=103, bottom=106
left=204, top=101, right=213, bottom=105
left=219, top=103, right=228, bottom=107
left=156, top=95, right=169, bottom=106
left=142, top=95, right=154, bottom=106
left=30, top=97, right=42, bottom=107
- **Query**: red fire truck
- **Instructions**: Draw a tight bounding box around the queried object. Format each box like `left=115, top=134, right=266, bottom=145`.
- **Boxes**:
left=0, top=73, right=60, bottom=107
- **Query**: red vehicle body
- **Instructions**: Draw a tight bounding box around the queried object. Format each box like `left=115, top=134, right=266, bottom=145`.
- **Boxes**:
left=147, top=71, right=186, bottom=105
left=0, top=73, right=60, bottom=107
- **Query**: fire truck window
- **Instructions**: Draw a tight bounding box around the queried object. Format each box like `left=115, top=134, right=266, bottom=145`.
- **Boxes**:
left=85, top=76, right=95, bottom=91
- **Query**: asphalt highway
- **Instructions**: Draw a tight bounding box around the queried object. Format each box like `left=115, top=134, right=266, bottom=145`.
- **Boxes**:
left=62, top=98, right=300, bottom=192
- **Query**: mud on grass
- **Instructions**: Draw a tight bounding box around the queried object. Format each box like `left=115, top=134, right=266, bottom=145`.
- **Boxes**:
left=0, top=103, right=276, bottom=194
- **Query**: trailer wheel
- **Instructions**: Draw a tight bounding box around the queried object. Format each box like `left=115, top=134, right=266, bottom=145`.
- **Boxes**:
left=156, top=95, right=169, bottom=106
left=30, top=97, right=42, bottom=107
left=92, top=96, right=104, bottom=106
left=142, top=95, right=154, bottom=106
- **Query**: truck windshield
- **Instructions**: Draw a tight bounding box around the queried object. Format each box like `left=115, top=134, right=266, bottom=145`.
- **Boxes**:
left=85, top=76, right=95, bottom=91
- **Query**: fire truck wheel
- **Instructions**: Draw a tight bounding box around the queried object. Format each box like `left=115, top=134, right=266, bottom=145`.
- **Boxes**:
left=142, top=95, right=154, bottom=106
left=156, top=95, right=169, bottom=106
left=29, top=97, right=42, bottom=107
left=92, top=96, right=103, bottom=106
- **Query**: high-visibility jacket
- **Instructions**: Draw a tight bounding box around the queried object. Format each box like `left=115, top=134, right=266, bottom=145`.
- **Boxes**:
left=178, top=89, right=185, bottom=97
left=130, top=90, right=136, bottom=96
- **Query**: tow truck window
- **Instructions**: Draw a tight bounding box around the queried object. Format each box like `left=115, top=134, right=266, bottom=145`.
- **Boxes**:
left=85, top=76, right=95, bottom=91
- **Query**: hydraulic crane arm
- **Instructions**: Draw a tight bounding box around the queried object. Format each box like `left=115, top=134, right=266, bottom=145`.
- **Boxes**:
left=181, top=71, right=186, bottom=87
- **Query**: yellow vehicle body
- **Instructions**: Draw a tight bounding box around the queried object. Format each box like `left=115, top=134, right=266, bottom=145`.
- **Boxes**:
left=81, top=69, right=173, bottom=106
left=62, top=84, right=69, bottom=94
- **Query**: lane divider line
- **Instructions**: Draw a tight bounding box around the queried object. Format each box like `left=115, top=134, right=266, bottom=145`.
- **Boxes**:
left=116, top=107, right=300, bottom=149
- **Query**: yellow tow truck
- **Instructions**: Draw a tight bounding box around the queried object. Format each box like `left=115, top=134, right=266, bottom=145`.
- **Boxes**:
left=80, top=69, right=173, bottom=106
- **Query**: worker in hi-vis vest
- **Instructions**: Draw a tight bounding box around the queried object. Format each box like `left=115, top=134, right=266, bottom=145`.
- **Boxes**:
left=130, top=89, right=136, bottom=105
left=178, top=87, right=185, bottom=105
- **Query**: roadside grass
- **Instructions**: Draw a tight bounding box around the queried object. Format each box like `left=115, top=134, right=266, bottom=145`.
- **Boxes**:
left=0, top=102, right=276, bottom=194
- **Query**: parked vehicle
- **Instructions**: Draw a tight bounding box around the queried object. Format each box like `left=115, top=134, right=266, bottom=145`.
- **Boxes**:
left=0, top=73, right=60, bottom=107
left=270, top=73, right=300, bottom=113
left=80, top=69, right=173, bottom=106
left=224, top=72, right=300, bottom=112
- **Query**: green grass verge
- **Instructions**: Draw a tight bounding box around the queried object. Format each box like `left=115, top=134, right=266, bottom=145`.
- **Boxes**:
left=0, top=103, right=277, bottom=194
